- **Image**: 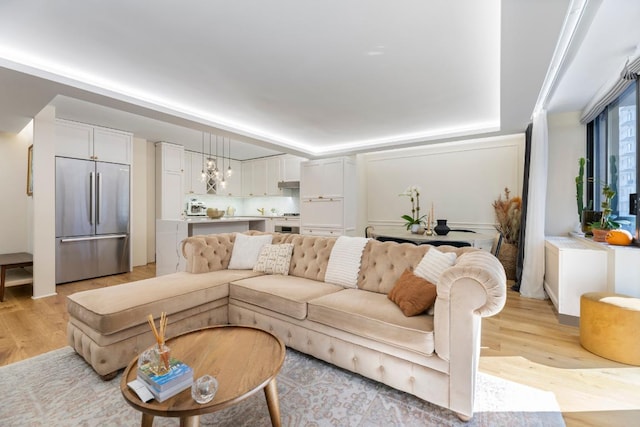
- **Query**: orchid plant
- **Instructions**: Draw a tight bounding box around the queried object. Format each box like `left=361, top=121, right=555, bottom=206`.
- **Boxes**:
left=399, top=185, right=426, bottom=229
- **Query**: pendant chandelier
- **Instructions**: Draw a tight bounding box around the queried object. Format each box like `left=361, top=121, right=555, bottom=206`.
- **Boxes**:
left=201, top=133, right=234, bottom=192
left=227, top=137, right=233, bottom=177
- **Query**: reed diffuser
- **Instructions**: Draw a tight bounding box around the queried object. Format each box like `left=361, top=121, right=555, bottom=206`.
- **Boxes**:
left=147, top=312, right=170, bottom=374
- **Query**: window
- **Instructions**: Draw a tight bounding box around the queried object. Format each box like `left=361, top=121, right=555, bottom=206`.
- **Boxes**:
left=588, top=81, right=638, bottom=238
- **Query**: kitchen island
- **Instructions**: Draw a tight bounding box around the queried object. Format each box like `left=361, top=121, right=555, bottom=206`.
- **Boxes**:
left=156, top=217, right=268, bottom=275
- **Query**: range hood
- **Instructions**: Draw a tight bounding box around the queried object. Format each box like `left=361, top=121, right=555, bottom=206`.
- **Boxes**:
left=278, top=181, right=300, bottom=189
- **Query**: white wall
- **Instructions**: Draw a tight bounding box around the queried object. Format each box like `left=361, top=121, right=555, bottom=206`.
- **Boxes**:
left=546, top=112, right=586, bottom=236
left=0, top=126, right=32, bottom=254
left=361, top=134, right=525, bottom=234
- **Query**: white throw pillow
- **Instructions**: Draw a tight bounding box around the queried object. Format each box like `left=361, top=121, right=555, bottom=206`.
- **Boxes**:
left=227, top=233, right=273, bottom=270
left=413, top=248, right=457, bottom=284
left=253, top=243, right=294, bottom=275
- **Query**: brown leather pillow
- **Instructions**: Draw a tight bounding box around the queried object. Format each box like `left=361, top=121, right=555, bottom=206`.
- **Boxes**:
left=387, top=269, right=437, bottom=317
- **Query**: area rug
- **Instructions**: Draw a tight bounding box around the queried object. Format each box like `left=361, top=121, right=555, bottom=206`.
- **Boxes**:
left=0, top=347, right=564, bottom=426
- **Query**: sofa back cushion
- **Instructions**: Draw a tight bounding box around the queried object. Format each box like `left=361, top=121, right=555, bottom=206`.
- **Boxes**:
left=183, top=231, right=312, bottom=274
left=357, top=240, right=468, bottom=294
left=183, top=233, right=236, bottom=273
left=288, top=235, right=336, bottom=281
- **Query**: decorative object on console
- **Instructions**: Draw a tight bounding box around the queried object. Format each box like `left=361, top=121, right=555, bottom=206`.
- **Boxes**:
left=434, top=219, right=450, bottom=236
left=387, top=269, right=437, bottom=316
left=590, top=183, right=628, bottom=242
left=604, top=229, right=633, bottom=246
left=399, top=185, right=427, bottom=231
left=575, top=157, right=595, bottom=233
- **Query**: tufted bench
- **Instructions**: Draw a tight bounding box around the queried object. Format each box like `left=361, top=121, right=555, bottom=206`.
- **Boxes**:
left=580, top=292, right=640, bottom=366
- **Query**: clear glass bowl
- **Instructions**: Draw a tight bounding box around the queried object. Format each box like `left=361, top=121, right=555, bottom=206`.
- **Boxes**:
left=191, top=375, right=218, bottom=404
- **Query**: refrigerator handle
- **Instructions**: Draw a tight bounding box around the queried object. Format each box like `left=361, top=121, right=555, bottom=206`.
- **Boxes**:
left=97, top=172, right=102, bottom=225
left=90, top=171, right=95, bottom=225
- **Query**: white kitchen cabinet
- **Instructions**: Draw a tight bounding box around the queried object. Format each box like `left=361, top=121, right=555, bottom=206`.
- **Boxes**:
left=184, top=151, right=207, bottom=195
left=300, top=157, right=346, bottom=198
left=300, top=198, right=344, bottom=228
left=280, top=154, right=305, bottom=182
left=241, top=158, right=282, bottom=197
left=218, top=159, right=242, bottom=196
left=264, top=217, right=276, bottom=233
left=301, top=227, right=344, bottom=237
left=300, top=156, right=356, bottom=236
left=241, top=161, right=254, bottom=197
left=543, top=236, right=607, bottom=321
left=266, top=157, right=281, bottom=195
left=93, top=127, right=132, bottom=164
left=156, top=142, right=185, bottom=220
left=55, top=119, right=131, bottom=164
left=252, top=159, right=267, bottom=196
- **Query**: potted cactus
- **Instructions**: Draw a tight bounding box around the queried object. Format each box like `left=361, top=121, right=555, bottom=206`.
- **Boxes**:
left=576, top=158, right=597, bottom=234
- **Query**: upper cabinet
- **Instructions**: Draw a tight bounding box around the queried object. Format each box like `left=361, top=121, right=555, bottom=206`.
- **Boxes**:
left=300, top=157, right=347, bottom=198
left=217, top=159, right=242, bottom=196
left=280, top=154, right=305, bottom=182
left=184, top=151, right=207, bottom=195
left=55, top=119, right=132, bottom=164
left=242, top=157, right=281, bottom=197
left=156, top=142, right=184, bottom=220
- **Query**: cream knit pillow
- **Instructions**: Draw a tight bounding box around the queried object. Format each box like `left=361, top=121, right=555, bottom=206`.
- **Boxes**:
left=413, top=248, right=457, bottom=284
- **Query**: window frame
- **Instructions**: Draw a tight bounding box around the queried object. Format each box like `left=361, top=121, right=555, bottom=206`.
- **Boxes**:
left=587, top=80, right=639, bottom=243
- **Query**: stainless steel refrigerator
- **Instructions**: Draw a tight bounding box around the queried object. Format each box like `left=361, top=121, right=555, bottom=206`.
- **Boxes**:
left=55, top=156, right=130, bottom=284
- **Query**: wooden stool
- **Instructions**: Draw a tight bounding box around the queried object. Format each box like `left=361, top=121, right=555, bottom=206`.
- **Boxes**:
left=580, top=292, right=640, bottom=366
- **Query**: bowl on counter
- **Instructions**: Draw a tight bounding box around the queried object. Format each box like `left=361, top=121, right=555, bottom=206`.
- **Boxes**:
left=206, top=208, right=225, bottom=219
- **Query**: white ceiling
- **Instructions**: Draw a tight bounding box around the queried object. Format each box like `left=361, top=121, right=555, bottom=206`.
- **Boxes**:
left=0, top=1, right=638, bottom=160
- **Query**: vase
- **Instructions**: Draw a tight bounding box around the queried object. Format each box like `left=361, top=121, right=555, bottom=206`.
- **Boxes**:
left=497, top=242, right=518, bottom=280
left=591, top=228, right=609, bottom=242
left=151, top=343, right=171, bottom=375
left=581, top=210, right=602, bottom=235
left=410, top=224, right=421, bottom=234
left=434, top=219, right=450, bottom=236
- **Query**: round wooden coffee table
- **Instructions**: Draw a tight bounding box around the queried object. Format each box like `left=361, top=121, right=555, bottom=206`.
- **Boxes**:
left=120, top=325, right=285, bottom=427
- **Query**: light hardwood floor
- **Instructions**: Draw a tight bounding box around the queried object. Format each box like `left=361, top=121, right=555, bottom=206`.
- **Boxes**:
left=1, top=264, right=638, bottom=426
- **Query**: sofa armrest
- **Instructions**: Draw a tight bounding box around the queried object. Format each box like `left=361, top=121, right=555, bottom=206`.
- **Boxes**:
left=181, top=233, right=236, bottom=273
left=434, top=251, right=506, bottom=361
left=439, top=251, right=507, bottom=317
left=432, top=250, right=506, bottom=417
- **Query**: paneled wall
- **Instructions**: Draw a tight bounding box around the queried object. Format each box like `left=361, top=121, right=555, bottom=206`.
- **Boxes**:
left=361, top=134, right=525, bottom=233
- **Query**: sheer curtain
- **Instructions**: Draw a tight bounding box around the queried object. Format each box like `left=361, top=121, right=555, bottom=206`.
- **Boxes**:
left=519, top=110, right=548, bottom=299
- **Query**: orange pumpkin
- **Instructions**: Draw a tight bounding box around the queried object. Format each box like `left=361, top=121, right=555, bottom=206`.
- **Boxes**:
left=605, top=229, right=633, bottom=246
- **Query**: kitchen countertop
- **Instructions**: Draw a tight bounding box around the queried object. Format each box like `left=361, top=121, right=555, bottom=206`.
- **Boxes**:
left=184, top=215, right=299, bottom=222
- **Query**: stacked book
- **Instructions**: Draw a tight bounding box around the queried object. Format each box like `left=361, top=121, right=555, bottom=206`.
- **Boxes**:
left=137, top=357, right=193, bottom=402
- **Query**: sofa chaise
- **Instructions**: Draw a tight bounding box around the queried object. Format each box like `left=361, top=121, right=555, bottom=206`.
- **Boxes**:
left=66, top=231, right=506, bottom=419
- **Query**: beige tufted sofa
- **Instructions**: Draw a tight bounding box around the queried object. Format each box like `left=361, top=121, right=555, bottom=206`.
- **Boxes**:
left=67, top=231, right=506, bottom=419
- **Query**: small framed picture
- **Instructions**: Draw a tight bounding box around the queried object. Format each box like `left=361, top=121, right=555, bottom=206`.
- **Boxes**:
left=27, top=144, right=33, bottom=196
